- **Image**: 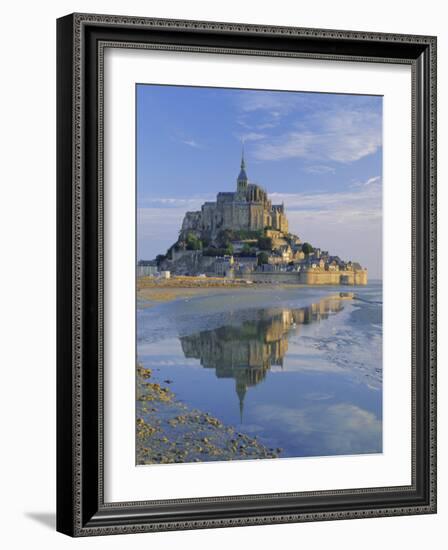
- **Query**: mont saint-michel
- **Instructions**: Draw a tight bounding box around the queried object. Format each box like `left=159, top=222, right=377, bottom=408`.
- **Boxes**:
left=149, top=152, right=368, bottom=286
left=136, top=84, right=382, bottom=467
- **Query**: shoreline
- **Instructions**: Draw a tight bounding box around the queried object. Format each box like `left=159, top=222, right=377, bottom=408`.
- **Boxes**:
left=137, top=281, right=358, bottom=308
left=137, top=284, right=277, bottom=306
left=136, top=275, right=333, bottom=307
left=138, top=276, right=257, bottom=306
left=136, top=365, right=281, bottom=464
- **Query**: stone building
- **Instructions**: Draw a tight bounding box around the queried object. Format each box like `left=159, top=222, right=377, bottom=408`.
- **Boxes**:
left=136, top=260, right=158, bottom=277
left=214, top=256, right=234, bottom=277
left=180, top=151, right=289, bottom=240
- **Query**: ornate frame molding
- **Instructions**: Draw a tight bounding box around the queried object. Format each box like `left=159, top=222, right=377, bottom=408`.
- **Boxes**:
left=57, top=13, right=437, bottom=537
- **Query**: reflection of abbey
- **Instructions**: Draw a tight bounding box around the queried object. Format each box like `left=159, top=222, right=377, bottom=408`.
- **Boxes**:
left=180, top=296, right=346, bottom=420
left=151, top=151, right=368, bottom=285
left=182, top=153, right=289, bottom=238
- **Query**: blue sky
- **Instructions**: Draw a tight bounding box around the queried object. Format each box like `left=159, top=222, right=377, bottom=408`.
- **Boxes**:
left=137, top=85, right=382, bottom=278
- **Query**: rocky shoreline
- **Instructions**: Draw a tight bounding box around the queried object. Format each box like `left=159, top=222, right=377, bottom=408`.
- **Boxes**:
left=136, top=365, right=281, bottom=465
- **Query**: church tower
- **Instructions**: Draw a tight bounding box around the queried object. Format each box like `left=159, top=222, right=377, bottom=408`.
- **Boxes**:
left=236, top=147, right=248, bottom=198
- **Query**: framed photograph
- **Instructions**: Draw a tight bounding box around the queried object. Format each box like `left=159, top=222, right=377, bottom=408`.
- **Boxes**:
left=56, top=13, right=437, bottom=536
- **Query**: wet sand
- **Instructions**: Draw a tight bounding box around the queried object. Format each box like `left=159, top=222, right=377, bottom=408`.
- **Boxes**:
left=137, top=283, right=354, bottom=308
left=136, top=279, right=375, bottom=463
left=138, top=285, right=260, bottom=306
left=137, top=276, right=306, bottom=306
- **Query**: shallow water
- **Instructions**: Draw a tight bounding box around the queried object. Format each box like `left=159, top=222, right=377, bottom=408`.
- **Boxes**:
left=137, top=282, right=382, bottom=459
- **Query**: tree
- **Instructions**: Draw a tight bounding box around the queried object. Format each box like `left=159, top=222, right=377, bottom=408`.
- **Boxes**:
left=217, top=229, right=233, bottom=248
left=185, top=232, right=202, bottom=251
left=302, top=242, right=314, bottom=255
left=258, top=236, right=273, bottom=251
left=203, top=247, right=219, bottom=257
left=204, top=247, right=232, bottom=257
left=155, top=254, right=166, bottom=266
left=257, top=252, right=270, bottom=266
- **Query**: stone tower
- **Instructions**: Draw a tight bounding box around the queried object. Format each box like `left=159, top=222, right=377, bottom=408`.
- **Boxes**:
left=236, top=147, right=248, bottom=198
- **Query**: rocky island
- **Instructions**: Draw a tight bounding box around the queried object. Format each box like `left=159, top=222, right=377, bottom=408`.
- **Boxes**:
left=149, top=151, right=367, bottom=286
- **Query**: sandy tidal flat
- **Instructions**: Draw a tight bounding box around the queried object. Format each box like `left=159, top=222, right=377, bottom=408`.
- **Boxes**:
left=137, top=276, right=305, bottom=306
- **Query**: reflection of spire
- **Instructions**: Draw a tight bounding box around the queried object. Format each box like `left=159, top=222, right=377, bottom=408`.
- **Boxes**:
left=236, top=379, right=247, bottom=424
left=180, top=296, right=349, bottom=420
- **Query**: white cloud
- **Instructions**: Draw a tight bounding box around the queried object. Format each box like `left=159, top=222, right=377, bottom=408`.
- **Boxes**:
left=137, top=206, right=185, bottom=230
left=233, top=87, right=382, bottom=166
left=253, top=402, right=382, bottom=454
left=364, top=176, right=381, bottom=186
left=253, top=109, right=381, bottom=163
left=269, top=179, right=382, bottom=276
left=237, top=117, right=279, bottom=132
left=235, top=91, right=382, bottom=167
left=236, top=117, right=251, bottom=129
left=181, top=139, right=202, bottom=148
left=137, top=207, right=186, bottom=260
left=256, top=122, right=278, bottom=130
left=239, top=132, right=266, bottom=142
left=305, top=165, right=336, bottom=175
left=269, top=177, right=381, bottom=219
left=238, top=91, right=304, bottom=116
left=136, top=193, right=213, bottom=259
left=139, top=195, right=212, bottom=209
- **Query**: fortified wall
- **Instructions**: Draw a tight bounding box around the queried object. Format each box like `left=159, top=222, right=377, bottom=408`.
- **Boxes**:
left=299, top=269, right=368, bottom=285
left=241, top=269, right=368, bottom=285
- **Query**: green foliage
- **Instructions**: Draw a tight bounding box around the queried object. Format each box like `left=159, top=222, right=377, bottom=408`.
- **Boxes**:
left=203, top=248, right=219, bottom=257
left=257, top=236, right=273, bottom=251
left=216, top=230, right=231, bottom=248
left=237, top=244, right=257, bottom=257
left=217, top=229, right=262, bottom=246
left=242, top=243, right=252, bottom=256
left=302, top=242, right=314, bottom=255
left=257, top=252, right=270, bottom=266
left=185, top=232, right=202, bottom=251
left=237, top=229, right=263, bottom=240
left=155, top=254, right=166, bottom=265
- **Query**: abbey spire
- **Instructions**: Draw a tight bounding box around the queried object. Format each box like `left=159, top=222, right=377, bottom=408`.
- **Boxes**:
left=237, top=145, right=248, bottom=196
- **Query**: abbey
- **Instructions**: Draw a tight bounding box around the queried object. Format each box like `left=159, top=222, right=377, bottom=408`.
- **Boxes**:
left=180, top=151, right=289, bottom=240
left=153, top=151, right=367, bottom=285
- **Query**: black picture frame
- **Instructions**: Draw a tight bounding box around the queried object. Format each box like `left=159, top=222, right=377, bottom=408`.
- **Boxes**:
left=57, top=13, right=437, bottom=536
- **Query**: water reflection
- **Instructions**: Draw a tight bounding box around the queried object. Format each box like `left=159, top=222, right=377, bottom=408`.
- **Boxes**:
left=180, top=293, right=352, bottom=420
